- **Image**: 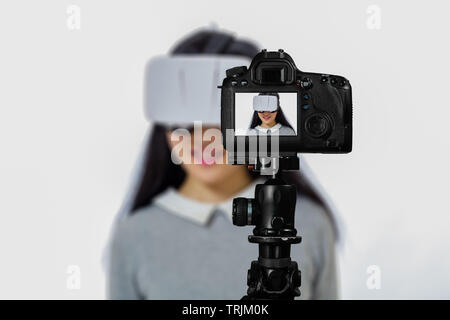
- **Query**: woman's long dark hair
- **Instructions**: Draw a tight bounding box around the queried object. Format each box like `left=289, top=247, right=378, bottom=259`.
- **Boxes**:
left=250, top=93, right=294, bottom=130
left=130, top=30, right=338, bottom=239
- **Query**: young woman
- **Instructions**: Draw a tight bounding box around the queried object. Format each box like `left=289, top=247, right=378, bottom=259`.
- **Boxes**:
left=249, top=92, right=296, bottom=135
left=107, top=29, right=340, bottom=299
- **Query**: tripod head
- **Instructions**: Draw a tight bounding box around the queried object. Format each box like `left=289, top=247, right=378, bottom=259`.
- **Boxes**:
left=232, top=155, right=302, bottom=300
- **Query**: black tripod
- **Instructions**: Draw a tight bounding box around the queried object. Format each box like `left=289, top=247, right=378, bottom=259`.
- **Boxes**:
left=232, top=156, right=302, bottom=300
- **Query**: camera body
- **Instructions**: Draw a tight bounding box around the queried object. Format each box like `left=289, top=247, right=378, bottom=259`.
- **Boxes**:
left=221, top=49, right=352, bottom=165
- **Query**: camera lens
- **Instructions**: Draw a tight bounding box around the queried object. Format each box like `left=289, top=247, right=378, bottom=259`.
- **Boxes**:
left=305, top=113, right=331, bottom=138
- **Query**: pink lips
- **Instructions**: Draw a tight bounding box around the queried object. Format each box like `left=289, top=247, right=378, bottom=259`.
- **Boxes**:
left=192, top=147, right=216, bottom=166
left=201, top=158, right=214, bottom=166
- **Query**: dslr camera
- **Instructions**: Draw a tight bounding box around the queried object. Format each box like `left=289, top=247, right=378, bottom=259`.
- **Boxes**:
left=220, top=50, right=352, bottom=299
left=220, top=49, right=352, bottom=166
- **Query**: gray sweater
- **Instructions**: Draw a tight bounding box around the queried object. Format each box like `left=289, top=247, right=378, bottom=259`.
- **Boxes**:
left=107, top=184, right=338, bottom=299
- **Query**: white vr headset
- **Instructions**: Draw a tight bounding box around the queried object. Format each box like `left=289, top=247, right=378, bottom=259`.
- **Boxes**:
left=253, top=95, right=279, bottom=112
left=144, top=55, right=251, bottom=126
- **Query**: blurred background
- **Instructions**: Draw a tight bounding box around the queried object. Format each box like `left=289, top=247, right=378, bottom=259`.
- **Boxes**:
left=0, top=0, right=449, bottom=299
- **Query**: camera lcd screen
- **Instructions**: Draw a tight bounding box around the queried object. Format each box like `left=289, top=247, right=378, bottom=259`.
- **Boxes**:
left=234, top=92, right=297, bottom=136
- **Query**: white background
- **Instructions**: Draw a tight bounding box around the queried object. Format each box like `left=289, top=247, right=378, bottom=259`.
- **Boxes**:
left=0, top=0, right=449, bottom=299
left=235, top=92, right=297, bottom=134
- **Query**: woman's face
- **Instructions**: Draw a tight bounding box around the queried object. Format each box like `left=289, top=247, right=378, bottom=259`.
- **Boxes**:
left=167, top=126, right=247, bottom=186
left=258, top=111, right=277, bottom=127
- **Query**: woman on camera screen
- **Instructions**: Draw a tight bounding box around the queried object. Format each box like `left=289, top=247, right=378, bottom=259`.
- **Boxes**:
left=248, top=93, right=296, bottom=136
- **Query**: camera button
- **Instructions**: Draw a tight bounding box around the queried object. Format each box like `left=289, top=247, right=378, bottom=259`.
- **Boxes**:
left=231, top=80, right=238, bottom=86
left=300, top=78, right=313, bottom=89
left=240, top=80, right=248, bottom=86
left=302, top=105, right=311, bottom=110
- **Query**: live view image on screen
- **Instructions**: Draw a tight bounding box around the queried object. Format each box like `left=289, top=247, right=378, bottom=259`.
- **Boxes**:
left=234, top=92, right=297, bottom=136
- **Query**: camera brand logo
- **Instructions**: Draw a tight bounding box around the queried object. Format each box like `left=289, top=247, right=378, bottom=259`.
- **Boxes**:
left=66, top=265, right=81, bottom=290
left=170, top=121, right=280, bottom=171
left=66, top=5, right=81, bottom=30
left=366, top=5, right=382, bottom=30
left=366, top=265, right=381, bottom=290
